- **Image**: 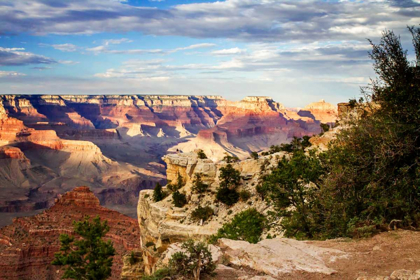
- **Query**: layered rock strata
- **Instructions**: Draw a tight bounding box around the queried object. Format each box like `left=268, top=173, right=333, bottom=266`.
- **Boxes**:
left=138, top=151, right=283, bottom=253
left=0, top=186, right=140, bottom=280
left=0, top=94, right=337, bottom=226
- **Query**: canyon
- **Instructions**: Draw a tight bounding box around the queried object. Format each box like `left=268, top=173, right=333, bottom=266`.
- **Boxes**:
left=0, top=94, right=337, bottom=227
left=0, top=186, right=140, bottom=280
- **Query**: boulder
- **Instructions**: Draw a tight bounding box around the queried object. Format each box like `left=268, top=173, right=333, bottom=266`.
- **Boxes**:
left=218, top=238, right=347, bottom=277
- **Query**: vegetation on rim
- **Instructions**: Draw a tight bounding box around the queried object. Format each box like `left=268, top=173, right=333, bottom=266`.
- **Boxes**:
left=259, top=26, right=420, bottom=239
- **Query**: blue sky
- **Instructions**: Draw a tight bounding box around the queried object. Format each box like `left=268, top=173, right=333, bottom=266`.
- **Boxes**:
left=0, top=0, right=419, bottom=107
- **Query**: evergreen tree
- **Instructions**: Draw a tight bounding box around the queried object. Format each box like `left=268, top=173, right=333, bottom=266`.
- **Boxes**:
left=216, top=163, right=241, bottom=205
left=153, top=183, right=166, bottom=202
left=52, top=216, right=115, bottom=280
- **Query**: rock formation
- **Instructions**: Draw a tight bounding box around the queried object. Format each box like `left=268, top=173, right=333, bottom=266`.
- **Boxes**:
left=0, top=94, right=337, bottom=227
left=0, top=186, right=140, bottom=280
left=303, top=99, right=338, bottom=123
left=138, top=150, right=282, bottom=256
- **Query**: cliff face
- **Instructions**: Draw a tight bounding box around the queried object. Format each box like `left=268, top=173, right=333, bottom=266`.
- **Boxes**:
left=0, top=186, right=140, bottom=280
left=171, top=96, right=324, bottom=161
left=137, top=151, right=283, bottom=255
left=302, top=99, right=338, bottom=124
left=0, top=94, right=336, bottom=227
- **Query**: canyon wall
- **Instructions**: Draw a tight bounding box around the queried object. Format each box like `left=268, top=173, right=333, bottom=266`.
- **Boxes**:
left=0, top=186, right=140, bottom=280
left=0, top=94, right=337, bottom=226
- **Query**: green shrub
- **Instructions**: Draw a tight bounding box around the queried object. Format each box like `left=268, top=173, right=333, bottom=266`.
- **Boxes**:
left=141, top=268, right=170, bottom=280
left=153, top=183, right=166, bottom=202
left=145, top=241, right=155, bottom=248
left=320, top=123, right=330, bottom=133
left=264, top=137, right=313, bottom=155
left=256, top=184, right=269, bottom=200
left=191, top=206, right=214, bottom=222
left=222, top=154, right=239, bottom=163
left=250, top=151, right=259, bottom=160
left=219, top=164, right=240, bottom=189
left=211, top=208, right=266, bottom=244
left=239, top=190, right=251, bottom=201
left=145, top=240, right=215, bottom=280
left=216, top=187, right=239, bottom=206
left=217, top=163, right=241, bottom=206
left=197, top=149, right=207, bottom=159
left=172, top=191, right=187, bottom=208
left=128, top=251, right=139, bottom=265
left=262, top=150, right=324, bottom=239
left=192, top=173, right=209, bottom=193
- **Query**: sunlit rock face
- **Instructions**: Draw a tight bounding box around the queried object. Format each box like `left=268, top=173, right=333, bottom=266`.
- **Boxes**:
left=0, top=94, right=337, bottom=226
left=301, top=99, right=338, bottom=124
left=137, top=151, right=285, bottom=259
left=0, top=186, right=140, bottom=280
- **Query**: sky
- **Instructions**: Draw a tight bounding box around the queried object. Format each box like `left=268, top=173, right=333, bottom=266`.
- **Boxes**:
left=0, top=0, right=419, bottom=107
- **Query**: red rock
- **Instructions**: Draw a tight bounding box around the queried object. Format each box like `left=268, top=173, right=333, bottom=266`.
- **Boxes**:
left=0, top=186, right=140, bottom=280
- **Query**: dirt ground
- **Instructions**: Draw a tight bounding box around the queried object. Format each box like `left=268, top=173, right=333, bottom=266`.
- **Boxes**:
left=278, top=230, right=420, bottom=280
left=210, top=230, right=420, bottom=280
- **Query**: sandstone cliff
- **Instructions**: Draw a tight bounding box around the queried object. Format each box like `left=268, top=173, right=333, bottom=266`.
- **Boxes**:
left=137, top=150, right=283, bottom=254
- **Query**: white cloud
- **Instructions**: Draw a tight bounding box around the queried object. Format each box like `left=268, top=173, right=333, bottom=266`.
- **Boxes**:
left=0, top=0, right=417, bottom=43
left=211, top=48, right=246, bottom=55
left=0, top=71, right=26, bottom=77
left=0, top=47, right=57, bottom=66
left=103, top=38, right=133, bottom=45
left=51, top=43, right=79, bottom=52
left=58, top=60, right=80, bottom=65
left=86, top=43, right=215, bottom=55
left=169, top=43, right=216, bottom=53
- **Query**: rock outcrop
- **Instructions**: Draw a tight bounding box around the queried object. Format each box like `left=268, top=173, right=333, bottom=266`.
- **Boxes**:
left=0, top=186, right=140, bottom=280
left=217, top=238, right=345, bottom=276
left=138, top=151, right=282, bottom=255
left=302, top=99, right=338, bottom=123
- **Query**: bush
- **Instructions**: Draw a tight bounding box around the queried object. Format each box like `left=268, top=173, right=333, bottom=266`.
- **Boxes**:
left=309, top=28, right=420, bottom=238
left=191, top=206, right=214, bottom=222
left=222, top=154, right=239, bottom=163
left=216, top=187, right=239, bottom=206
left=264, top=137, right=312, bottom=155
left=172, top=191, right=187, bottom=208
left=153, top=183, right=166, bottom=202
left=192, top=173, right=209, bottom=194
left=145, top=241, right=155, bottom=248
left=211, top=208, right=266, bottom=244
left=197, top=149, right=207, bottom=159
left=219, top=164, right=241, bottom=189
left=239, top=190, right=251, bottom=201
left=145, top=240, right=215, bottom=280
left=141, top=268, right=171, bottom=280
left=262, top=150, right=325, bottom=239
left=250, top=151, right=259, bottom=160
left=320, top=123, right=330, bottom=133
left=256, top=184, right=269, bottom=200
left=128, top=251, right=139, bottom=265
left=216, top=163, right=241, bottom=205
